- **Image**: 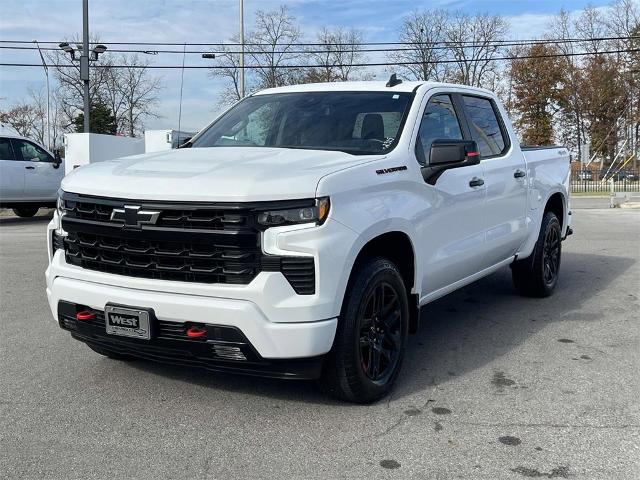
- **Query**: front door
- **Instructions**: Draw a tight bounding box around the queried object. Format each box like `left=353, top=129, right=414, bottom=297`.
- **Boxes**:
left=0, top=137, right=25, bottom=201
left=11, top=138, right=62, bottom=201
left=414, top=93, right=487, bottom=297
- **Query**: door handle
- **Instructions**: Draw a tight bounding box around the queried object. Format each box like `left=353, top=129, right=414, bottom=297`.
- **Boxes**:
left=514, top=169, right=526, bottom=178
left=469, top=177, right=484, bottom=188
left=25, top=166, right=35, bottom=170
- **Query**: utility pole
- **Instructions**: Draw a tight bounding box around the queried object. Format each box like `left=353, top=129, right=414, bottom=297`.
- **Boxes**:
left=239, top=0, right=245, bottom=98
left=34, top=40, right=51, bottom=150
left=81, top=0, right=90, bottom=133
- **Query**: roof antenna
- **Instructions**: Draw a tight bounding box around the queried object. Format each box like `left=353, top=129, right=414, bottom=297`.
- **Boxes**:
left=386, top=73, right=402, bottom=87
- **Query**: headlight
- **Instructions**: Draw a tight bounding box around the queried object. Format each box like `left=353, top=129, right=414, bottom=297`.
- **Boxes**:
left=56, top=195, right=66, bottom=218
left=55, top=191, right=68, bottom=239
left=257, top=197, right=330, bottom=227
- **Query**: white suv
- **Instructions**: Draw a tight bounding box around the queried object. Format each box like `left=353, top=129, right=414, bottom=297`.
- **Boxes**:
left=0, top=133, right=63, bottom=217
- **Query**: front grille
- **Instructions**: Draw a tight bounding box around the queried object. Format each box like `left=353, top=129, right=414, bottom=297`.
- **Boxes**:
left=66, top=197, right=251, bottom=231
left=64, top=231, right=260, bottom=284
left=60, top=193, right=316, bottom=293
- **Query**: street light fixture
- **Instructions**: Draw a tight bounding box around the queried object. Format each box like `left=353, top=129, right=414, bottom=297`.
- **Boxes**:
left=92, top=44, right=107, bottom=59
left=58, top=42, right=75, bottom=59
left=202, top=53, right=216, bottom=59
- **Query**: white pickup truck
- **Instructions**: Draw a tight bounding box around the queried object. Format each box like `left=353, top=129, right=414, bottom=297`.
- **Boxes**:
left=46, top=79, right=571, bottom=403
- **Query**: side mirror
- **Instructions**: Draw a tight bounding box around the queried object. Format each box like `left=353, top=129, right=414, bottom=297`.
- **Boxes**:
left=53, top=152, right=62, bottom=169
left=421, top=139, right=480, bottom=185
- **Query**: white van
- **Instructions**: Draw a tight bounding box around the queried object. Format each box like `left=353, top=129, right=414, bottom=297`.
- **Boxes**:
left=0, top=133, right=63, bottom=217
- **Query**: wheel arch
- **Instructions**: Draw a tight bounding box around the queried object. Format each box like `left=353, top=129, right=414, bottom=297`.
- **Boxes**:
left=342, top=230, right=420, bottom=333
left=544, top=191, right=565, bottom=230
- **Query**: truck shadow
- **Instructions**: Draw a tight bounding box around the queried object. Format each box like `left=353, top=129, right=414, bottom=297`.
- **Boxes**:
left=129, top=251, right=634, bottom=405
left=0, top=211, right=53, bottom=225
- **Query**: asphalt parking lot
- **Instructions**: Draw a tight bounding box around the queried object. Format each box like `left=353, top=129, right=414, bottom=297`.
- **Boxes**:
left=1, top=198, right=638, bottom=479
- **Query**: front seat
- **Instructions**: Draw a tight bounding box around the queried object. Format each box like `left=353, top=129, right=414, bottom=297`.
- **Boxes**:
left=361, top=113, right=385, bottom=142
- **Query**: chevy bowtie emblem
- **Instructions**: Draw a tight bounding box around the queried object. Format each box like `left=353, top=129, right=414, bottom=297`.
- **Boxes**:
left=111, top=206, right=160, bottom=229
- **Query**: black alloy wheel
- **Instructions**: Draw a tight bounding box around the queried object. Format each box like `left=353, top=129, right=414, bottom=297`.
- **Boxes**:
left=358, top=282, right=402, bottom=384
left=511, top=211, right=562, bottom=297
left=320, top=257, right=409, bottom=403
left=542, top=222, right=560, bottom=286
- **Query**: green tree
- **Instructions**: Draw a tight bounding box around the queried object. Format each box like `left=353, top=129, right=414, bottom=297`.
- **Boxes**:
left=73, top=102, right=117, bottom=135
left=579, top=54, right=628, bottom=163
left=508, top=43, right=565, bottom=145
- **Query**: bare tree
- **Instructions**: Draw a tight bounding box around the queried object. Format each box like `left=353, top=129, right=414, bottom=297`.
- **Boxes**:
left=575, top=5, right=609, bottom=53
left=445, top=12, right=508, bottom=88
left=247, top=6, right=303, bottom=89
left=209, top=36, right=246, bottom=105
left=387, top=10, right=450, bottom=81
left=0, top=102, right=39, bottom=138
left=305, top=27, right=367, bottom=82
left=116, top=54, right=162, bottom=136
left=45, top=37, right=161, bottom=136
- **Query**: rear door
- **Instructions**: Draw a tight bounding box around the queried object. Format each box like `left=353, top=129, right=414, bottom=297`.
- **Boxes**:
left=460, top=95, right=528, bottom=267
left=413, top=92, right=487, bottom=296
left=0, top=137, right=25, bottom=201
left=11, top=138, right=63, bottom=201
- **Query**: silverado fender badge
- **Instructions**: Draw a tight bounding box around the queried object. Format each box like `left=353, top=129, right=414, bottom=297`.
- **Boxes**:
left=376, top=166, right=408, bottom=175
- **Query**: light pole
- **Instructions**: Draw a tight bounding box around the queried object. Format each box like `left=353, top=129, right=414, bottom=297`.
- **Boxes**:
left=58, top=33, right=107, bottom=134
left=239, top=0, right=245, bottom=98
left=33, top=40, right=50, bottom=150
left=81, top=0, right=90, bottom=133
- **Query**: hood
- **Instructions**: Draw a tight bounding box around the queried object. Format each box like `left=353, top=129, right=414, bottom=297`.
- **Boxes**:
left=61, top=147, right=382, bottom=202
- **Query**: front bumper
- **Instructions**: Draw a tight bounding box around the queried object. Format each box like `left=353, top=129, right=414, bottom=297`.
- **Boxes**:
left=57, top=301, right=324, bottom=379
left=47, top=273, right=337, bottom=361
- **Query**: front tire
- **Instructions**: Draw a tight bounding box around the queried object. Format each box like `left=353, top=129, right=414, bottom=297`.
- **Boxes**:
left=12, top=206, right=39, bottom=217
left=320, top=257, right=409, bottom=403
left=512, top=211, right=562, bottom=297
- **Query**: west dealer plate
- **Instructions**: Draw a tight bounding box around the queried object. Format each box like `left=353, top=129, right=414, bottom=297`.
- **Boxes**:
left=105, top=304, right=152, bottom=340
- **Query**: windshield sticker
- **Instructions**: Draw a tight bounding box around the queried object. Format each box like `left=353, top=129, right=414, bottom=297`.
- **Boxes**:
left=382, top=137, right=395, bottom=149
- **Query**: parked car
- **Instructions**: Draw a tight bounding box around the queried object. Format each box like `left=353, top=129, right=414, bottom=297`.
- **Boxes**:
left=46, top=80, right=572, bottom=402
left=0, top=133, right=63, bottom=216
left=577, top=169, right=593, bottom=181
left=600, top=169, right=637, bottom=182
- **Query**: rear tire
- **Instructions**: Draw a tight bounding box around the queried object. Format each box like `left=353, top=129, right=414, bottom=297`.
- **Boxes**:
left=87, top=344, right=133, bottom=361
left=511, top=211, right=562, bottom=297
left=320, top=257, right=409, bottom=403
left=12, top=206, right=39, bottom=217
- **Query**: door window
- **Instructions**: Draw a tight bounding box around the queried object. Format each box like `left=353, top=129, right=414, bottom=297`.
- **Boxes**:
left=0, top=138, right=16, bottom=160
left=416, top=95, right=463, bottom=165
left=12, top=139, right=52, bottom=162
left=462, top=96, right=507, bottom=157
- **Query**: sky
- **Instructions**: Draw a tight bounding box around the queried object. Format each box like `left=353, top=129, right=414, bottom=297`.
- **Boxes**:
left=0, top=0, right=631, bottom=133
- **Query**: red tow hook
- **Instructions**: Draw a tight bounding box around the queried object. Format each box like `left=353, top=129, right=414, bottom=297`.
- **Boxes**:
left=186, top=326, right=207, bottom=339
left=76, top=310, right=97, bottom=321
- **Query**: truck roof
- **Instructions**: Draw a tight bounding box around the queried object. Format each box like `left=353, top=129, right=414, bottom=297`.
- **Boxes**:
left=253, top=81, right=495, bottom=96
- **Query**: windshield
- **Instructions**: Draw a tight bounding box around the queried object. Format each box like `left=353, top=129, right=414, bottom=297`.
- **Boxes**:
left=191, top=91, right=413, bottom=155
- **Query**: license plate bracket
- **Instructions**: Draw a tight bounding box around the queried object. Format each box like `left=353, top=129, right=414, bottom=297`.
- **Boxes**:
left=105, top=304, right=154, bottom=340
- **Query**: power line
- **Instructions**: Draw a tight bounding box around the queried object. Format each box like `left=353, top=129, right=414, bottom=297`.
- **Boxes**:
left=1, top=35, right=638, bottom=56
left=0, top=47, right=637, bottom=70
left=0, top=34, right=637, bottom=49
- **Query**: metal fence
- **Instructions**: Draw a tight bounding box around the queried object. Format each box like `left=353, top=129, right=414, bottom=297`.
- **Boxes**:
left=571, top=169, right=640, bottom=193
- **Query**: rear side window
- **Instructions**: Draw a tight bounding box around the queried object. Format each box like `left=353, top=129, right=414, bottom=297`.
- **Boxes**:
left=462, top=96, right=507, bottom=157
left=0, top=138, right=15, bottom=160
